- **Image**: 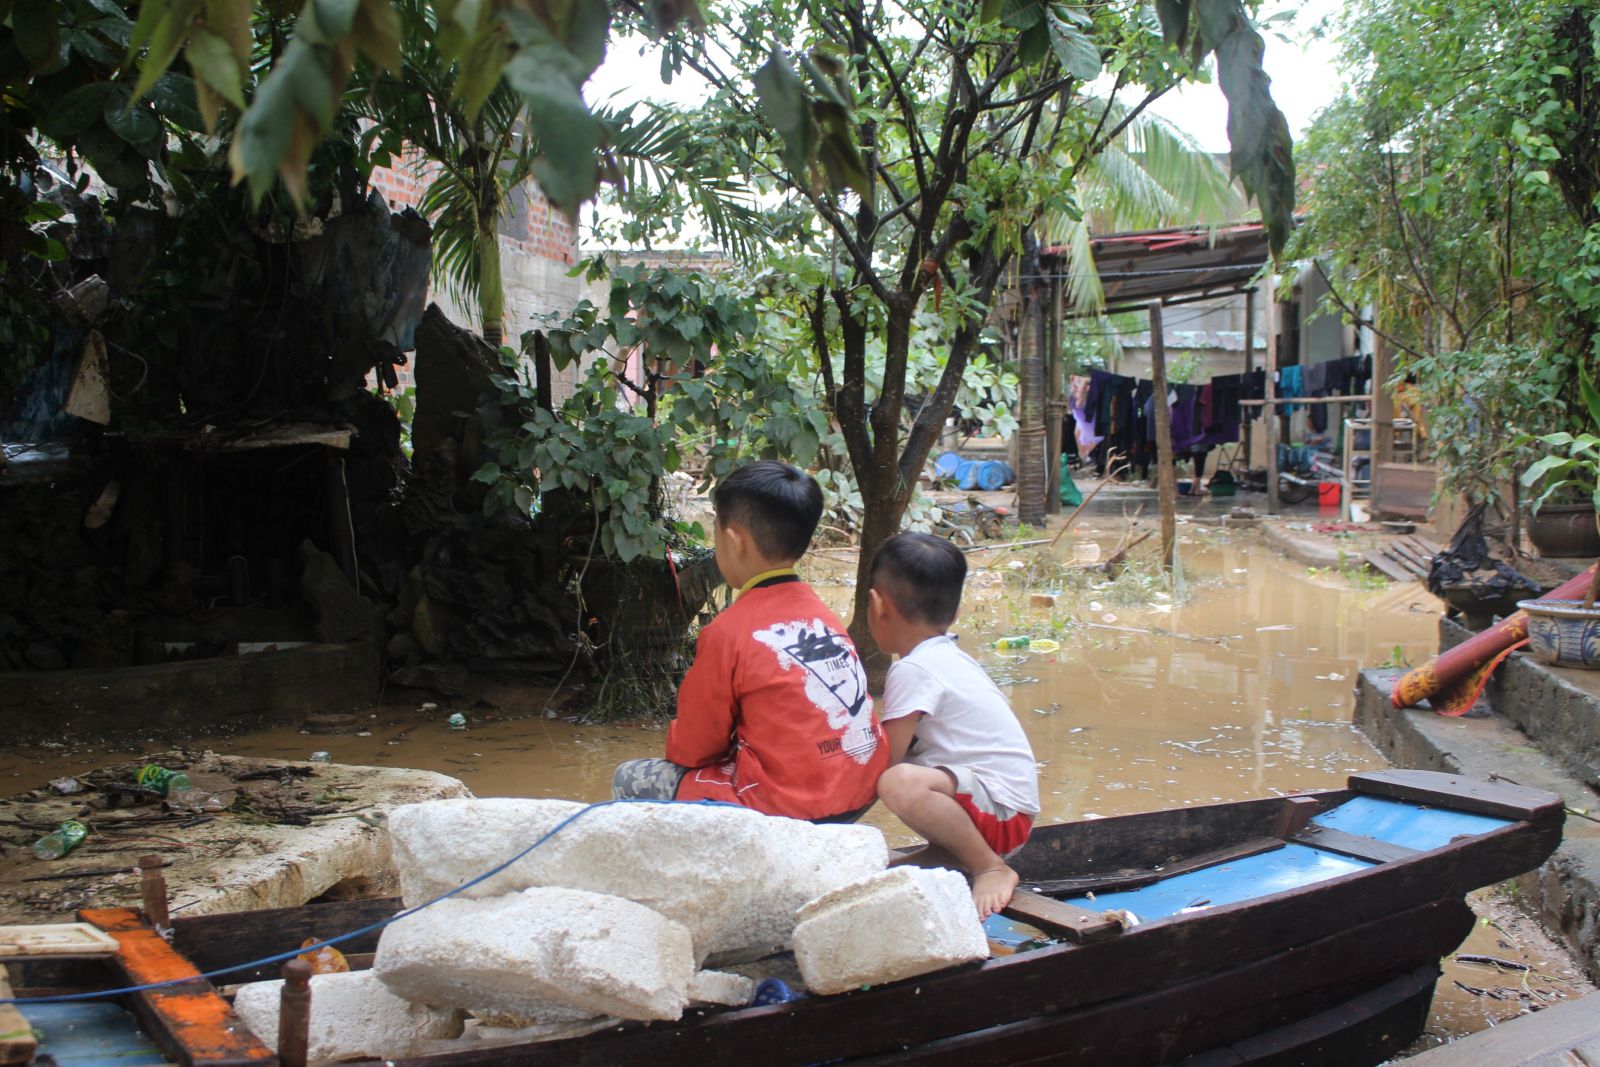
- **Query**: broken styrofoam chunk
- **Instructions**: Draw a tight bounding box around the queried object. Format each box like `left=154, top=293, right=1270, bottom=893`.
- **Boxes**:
left=688, top=969, right=756, bottom=1007
left=233, top=968, right=461, bottom=1063
left=387, top=797, right=886, bottom=960
left=373, top=887, right=694, bottom=1022
left=792, top=867, right=989, bottom=995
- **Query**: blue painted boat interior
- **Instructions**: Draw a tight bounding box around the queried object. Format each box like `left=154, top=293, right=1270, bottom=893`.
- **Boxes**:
left=985, top=794, right=1511, bottom=946
left=1310, top=795, right=1510, bottom=850
left=18, top=1001, right=167, bottom=1067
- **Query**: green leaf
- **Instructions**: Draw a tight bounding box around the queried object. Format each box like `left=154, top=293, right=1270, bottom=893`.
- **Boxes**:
left=184, top=26, right=246, bottom=108
left=1522, top=454, right=1575, bottom=486
left=1046, top=13, right=1101, bottom=81
left=149, top=72, right=205, bottom=131
left=15, top=0, right=64, bottom=71
left=1581, top=362, right=1600, bottom=432
left=1000, top=0, right=1045, bottom=30
left=470, top=461, right=503, bottom=484
left=131, top=0, right=203, bottom=105
left=503, top=15, right=604, bottom=210
left=104, top=93, right=162, bottom=149
left=312, top=0, right=360, bottom=38
left=753, top=50, right=816, bottom=179
left=39, top=81, right=118, bottom=141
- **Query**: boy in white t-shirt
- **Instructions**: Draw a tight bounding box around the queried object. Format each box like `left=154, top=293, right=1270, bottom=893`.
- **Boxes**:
left=868, top=532, right=1041, bottom=918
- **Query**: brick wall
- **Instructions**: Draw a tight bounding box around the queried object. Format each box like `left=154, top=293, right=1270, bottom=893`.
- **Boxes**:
left=368, top=152, right=582, bottom=394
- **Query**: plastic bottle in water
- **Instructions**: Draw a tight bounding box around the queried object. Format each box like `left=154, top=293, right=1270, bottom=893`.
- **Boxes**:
left=32, top=820, right=88, bottom=860
left=136, top=764, right=191, bottom=797
left=993, top=636, right=1032, bottom=650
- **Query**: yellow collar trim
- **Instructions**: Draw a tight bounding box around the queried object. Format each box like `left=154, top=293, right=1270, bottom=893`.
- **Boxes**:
left=739, top=568, right=800, bottom=595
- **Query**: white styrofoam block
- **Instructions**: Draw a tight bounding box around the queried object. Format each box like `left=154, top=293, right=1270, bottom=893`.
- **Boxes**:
left=688, top=969, right=756, bottom=1006
left=387, top=797, right=887, bottom=958
left=372, top=886, right=695, bottom=1021
left=792, top=867, right=989, bottom=995
left=232, top=968, right=461, bottom=1063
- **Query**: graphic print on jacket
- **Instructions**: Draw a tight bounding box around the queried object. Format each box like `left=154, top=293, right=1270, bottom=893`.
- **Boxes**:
left=752, top=618, right=879, bottom=764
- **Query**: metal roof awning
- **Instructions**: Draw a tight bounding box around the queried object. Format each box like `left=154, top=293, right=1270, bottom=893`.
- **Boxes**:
left=1043, top=222, right=1271, bottom=317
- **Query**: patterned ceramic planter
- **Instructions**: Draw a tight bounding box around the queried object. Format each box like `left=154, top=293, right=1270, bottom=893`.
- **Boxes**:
left=1518, top=598, right=1600, bottom=670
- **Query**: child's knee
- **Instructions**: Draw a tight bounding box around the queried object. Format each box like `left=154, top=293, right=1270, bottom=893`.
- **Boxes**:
left=876, top=763, right=918, bottom=805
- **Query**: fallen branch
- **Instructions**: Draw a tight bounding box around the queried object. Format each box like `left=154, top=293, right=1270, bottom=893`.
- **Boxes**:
left=1049, top=455, right=1130, bottom=549
left=963, top=538, right=1053, bottom=554
left=23, top=859, right=171, bottom=883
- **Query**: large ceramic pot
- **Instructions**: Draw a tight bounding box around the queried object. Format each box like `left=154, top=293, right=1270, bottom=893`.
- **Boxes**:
left=1526, top=503, right=1600, bottom=557
left=1518, top=598, right=1600, bottom=669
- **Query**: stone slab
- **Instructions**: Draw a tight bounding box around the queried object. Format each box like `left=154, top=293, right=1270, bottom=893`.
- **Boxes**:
left=387, top=797, right=887, bottom=959
left=372, top=887, right=695, bottom=1021
left=1401, top=989, right=1600, bottom=1065
left=0, top=754, right=470, bottom=923
left=792, top=866, right=988, bottom=995
left=233, top=968, right=461, bottom=1063
left=1355, top=668, right=1600, bottom=984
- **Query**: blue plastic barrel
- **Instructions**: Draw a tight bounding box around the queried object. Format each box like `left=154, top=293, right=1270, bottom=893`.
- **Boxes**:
left=934, top=451, right=963, bottom=478
left=956, top=460, right=979, bottom=489
left=976, top=460, right=1013, bottom=490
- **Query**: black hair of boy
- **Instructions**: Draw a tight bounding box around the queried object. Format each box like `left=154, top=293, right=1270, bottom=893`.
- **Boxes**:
left=868, top=531, right=967, bottom=626
left=713, top=461, right=825, bottom=561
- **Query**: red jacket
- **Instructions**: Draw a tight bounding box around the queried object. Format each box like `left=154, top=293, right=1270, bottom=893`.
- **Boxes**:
left=667, top=579, right=886, bottom=819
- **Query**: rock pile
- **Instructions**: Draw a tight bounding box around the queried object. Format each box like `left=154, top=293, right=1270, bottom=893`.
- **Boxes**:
left=232, top=797, right=990, bottom=1062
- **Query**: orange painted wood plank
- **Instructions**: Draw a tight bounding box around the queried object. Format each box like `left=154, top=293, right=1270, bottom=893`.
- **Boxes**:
left=80, top=908, right=275, bottom=1067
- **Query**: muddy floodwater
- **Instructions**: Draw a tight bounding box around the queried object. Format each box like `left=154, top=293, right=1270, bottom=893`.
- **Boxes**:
left=1, top=521, right=1590, bottom=1048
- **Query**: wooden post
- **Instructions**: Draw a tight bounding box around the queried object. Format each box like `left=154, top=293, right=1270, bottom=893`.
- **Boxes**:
left=1371, top=326, right=1396, bottom=516
left=138, top=854, right=170, bottom=933
left=1264, top=276, right=1281, bottom=515
left=1242, top=287, right=1256, bottom=469
left=278, top=959, right=313, bottom=1067
left=1149, top=301, right=1177, bottom=569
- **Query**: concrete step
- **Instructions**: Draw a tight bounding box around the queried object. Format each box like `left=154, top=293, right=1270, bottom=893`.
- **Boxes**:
left=1437, top=617, right=1600, bottom=792
left=1355, top=668, right=1600, bottom=984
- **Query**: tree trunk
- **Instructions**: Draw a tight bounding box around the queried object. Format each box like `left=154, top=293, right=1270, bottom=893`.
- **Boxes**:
left=478, top=211, right=504, bottom=350
left=1017, top=286, right=1048, bottom=527
left=848, top=481, right=908, bottom=692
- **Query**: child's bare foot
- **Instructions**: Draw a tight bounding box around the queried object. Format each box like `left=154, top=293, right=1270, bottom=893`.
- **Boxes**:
left=971, top=864, right=1020, bottom=919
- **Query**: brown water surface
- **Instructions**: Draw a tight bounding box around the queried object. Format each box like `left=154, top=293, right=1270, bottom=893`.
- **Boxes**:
left=1, top=522, right=1588, bottom=1044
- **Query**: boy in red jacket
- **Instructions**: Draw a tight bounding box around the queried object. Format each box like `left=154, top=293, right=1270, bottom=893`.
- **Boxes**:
left=612, top=462, right=886, bottom=821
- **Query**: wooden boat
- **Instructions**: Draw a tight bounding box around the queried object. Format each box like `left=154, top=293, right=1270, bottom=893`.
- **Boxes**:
left=3, top=769, right=1565, bottom=1067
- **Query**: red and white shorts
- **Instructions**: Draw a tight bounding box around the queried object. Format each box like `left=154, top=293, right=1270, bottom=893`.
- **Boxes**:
left=945, top=764, right=1033, bottom=857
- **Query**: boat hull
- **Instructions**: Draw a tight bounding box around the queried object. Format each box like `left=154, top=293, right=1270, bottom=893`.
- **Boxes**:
left=45, top=770, right=1560, bottom=1067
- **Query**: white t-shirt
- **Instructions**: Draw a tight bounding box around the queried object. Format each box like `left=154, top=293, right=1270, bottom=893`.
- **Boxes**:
left=879, top=635, right=1040, bottom=815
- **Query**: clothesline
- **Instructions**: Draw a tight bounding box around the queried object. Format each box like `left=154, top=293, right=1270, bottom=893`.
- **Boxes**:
left=1239, top=394, right=1372, bottom=407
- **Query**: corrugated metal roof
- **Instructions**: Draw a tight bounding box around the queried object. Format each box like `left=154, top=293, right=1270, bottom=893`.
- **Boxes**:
left=1043, top=222, right=1271, bottom=315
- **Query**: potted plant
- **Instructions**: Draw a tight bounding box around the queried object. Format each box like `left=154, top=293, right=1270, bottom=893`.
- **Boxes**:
left=1517, top=365, right=1600, bottom=668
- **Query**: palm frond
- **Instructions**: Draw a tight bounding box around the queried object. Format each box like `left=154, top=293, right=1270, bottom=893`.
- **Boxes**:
left=602, top=104, right=770, bottom=261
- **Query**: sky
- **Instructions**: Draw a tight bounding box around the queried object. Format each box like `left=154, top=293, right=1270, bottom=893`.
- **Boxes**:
left=586, top=0, right=1349, bottom=151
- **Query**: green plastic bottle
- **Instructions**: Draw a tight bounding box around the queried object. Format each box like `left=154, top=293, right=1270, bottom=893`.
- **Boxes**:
left=136, top=764, right=191, bottom=797
left=994, top=636, right=1032, bottom=650
left=32, top=820, right=88, bottom=860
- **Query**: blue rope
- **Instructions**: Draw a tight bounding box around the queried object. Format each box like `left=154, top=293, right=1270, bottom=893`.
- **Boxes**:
left=4, top=797, right=736, bottom=1005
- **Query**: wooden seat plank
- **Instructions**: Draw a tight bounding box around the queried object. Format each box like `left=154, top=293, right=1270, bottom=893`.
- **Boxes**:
left=1349, top=769, right=1565, bottom=822
left=1001, top=889, right=1123, bottom=944
left=1290, top=825, right=1420, bottom=865
left=79, top=908, right=274, bottom=1067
